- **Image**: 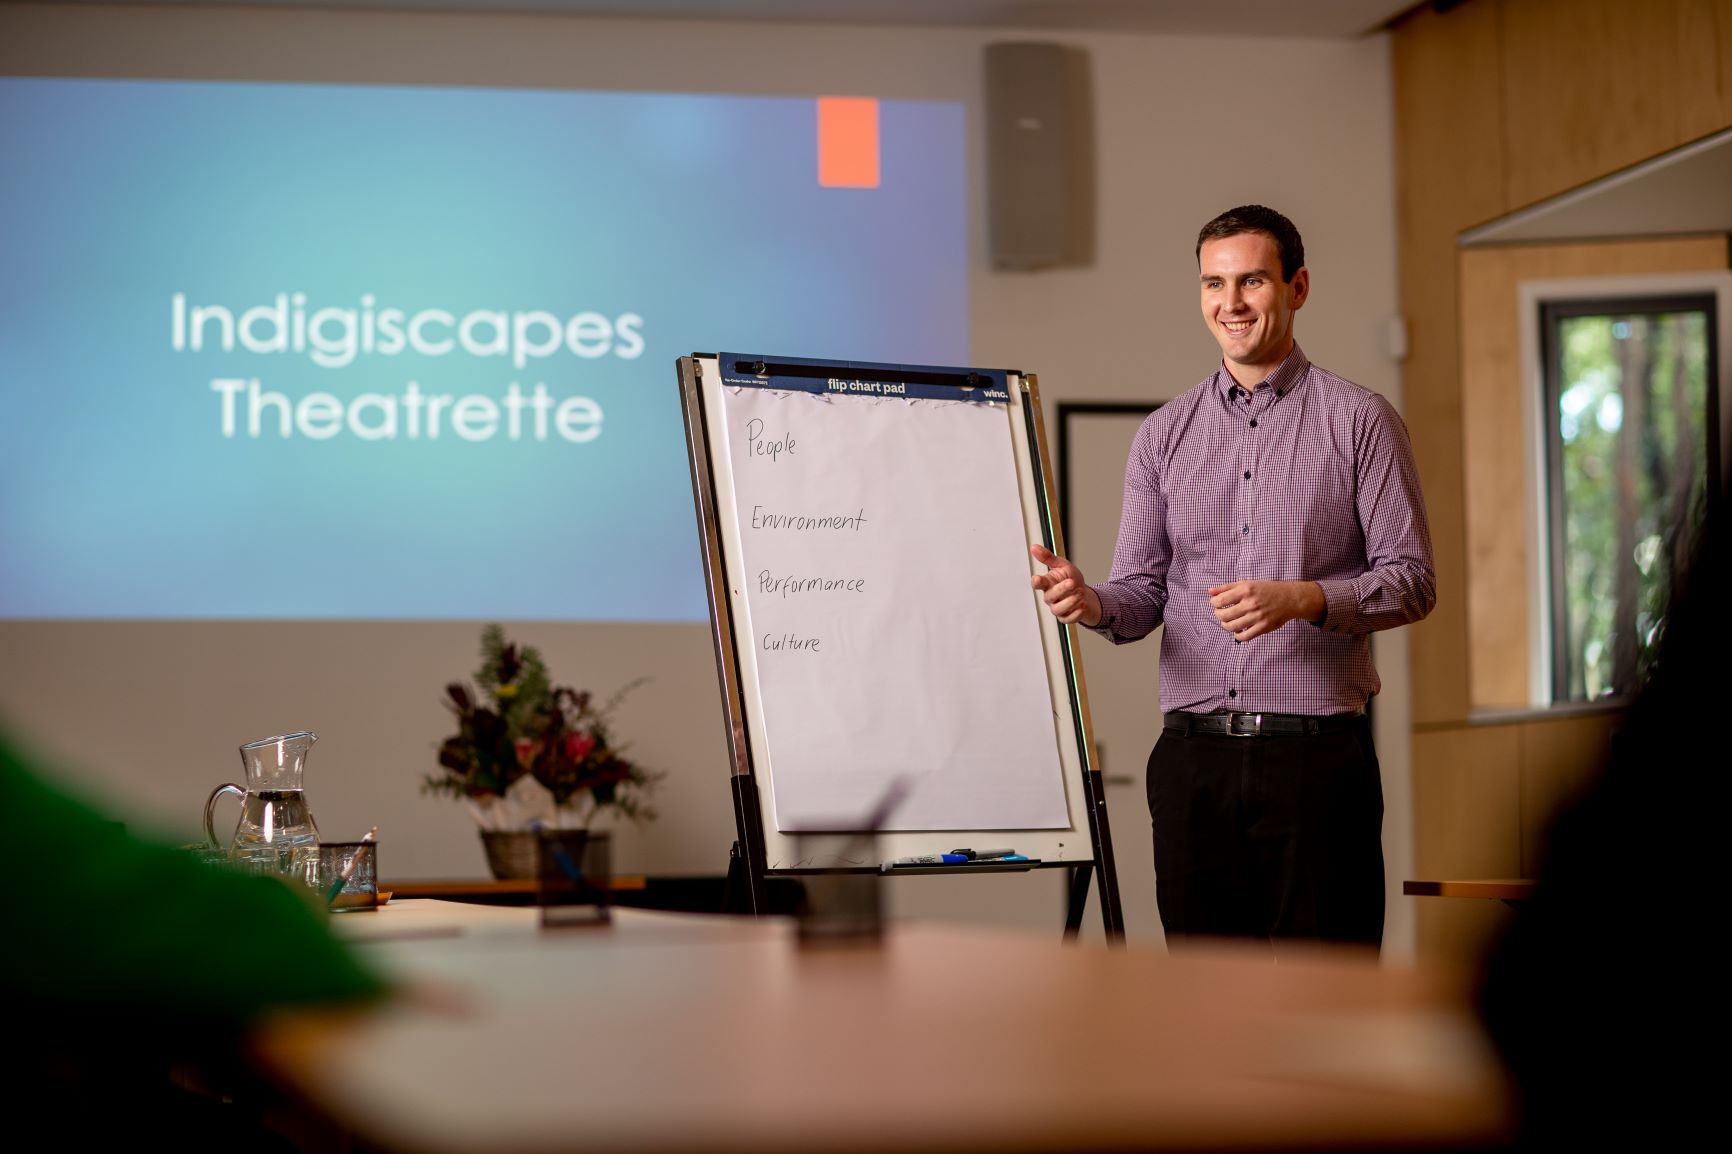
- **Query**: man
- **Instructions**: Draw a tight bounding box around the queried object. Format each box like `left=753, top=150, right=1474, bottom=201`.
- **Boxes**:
left=1030, top=204, right=1434, bottom=948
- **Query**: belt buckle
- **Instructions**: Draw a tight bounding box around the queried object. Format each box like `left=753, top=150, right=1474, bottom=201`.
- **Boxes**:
left=1226, top=711, right=1263, bottom=737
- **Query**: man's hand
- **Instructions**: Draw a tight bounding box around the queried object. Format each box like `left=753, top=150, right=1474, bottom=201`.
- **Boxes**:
left=1030, top=544, right=1102, bottom=627
left=1207, top=580, right=1325, bottom=642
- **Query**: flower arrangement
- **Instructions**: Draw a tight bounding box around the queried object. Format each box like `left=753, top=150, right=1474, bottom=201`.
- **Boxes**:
left=424, top=624, right=660, bottom=830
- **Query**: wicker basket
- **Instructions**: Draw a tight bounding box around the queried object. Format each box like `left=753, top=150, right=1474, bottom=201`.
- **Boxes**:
left=480, top=829, right=609, bottom=881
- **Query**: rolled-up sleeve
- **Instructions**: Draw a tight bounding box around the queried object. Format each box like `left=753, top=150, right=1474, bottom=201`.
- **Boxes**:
left=1089, top=419, right=1170, bottom=644
left=1317, top=394, right=1435, bottom=635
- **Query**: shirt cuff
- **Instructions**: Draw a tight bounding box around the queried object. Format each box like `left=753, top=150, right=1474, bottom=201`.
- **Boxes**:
left=1315, top=578, right=1357, bottom=633
left=1088, top=583, right=1120, bottom=636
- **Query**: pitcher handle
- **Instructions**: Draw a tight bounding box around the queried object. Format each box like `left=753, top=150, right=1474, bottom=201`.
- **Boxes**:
left=204, top=783, right=245, bottom=849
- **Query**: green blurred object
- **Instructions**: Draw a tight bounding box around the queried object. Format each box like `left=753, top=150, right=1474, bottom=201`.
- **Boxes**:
left=0, top=723, right=389, bottom=1026
left=177, top=842, right=234, bottom=869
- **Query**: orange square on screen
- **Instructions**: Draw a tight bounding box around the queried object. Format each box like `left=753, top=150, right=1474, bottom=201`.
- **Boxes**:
left=817, top=97, right=880, bottom=188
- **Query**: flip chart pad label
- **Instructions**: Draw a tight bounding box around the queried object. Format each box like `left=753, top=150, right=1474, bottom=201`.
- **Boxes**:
left=720, top=382, right=1067, bottom=831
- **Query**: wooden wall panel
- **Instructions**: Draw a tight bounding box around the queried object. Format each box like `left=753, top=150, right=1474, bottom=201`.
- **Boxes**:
left=1392, top=0, right=1508, bottom=726
left=1395, top=0, right=1732, bottom=970
left=1412, top=725, right=1523, bottom=963
left=1457, top=251, right=1532, bottom=708
left=1457, top=236, right=1731, bottom=709
left=1501, top=0, right=1732, bottom=210
left=1678, top=1, right=1731, bottom=141
left=1721, top=0, right=1732, bottom=124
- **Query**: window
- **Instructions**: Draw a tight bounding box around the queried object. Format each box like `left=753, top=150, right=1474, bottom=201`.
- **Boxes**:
left=1538, top=295, right=1720, bottom=702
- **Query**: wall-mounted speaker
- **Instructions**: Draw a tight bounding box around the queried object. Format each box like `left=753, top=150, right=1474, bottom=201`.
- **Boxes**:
left=985, top=41, right=1095, bottom=271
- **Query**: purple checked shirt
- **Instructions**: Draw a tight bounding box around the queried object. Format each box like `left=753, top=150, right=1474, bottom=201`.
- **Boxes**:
left=1089, top=345, right=1435, bottom=716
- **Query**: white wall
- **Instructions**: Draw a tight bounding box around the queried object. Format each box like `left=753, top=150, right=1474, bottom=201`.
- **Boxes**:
left=0, top=3, right=1409, bottom=955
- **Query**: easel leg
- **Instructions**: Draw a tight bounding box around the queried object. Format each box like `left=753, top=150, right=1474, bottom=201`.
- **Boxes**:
left=727, top=777, right=771, bottom=916
left=722, top=841, right=757, bottom=915
left=1063, top=864, right=1094, bottom=941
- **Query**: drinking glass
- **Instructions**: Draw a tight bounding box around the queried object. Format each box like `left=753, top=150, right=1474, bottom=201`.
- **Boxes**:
left=311, top=840, right=379, bottom=912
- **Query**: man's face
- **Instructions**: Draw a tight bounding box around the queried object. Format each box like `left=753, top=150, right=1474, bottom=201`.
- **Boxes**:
left=1199, top=231, right=1308, bottom=381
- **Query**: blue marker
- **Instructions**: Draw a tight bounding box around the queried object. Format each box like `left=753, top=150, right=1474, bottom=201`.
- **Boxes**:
left=891, top=853, right=969, bottom=865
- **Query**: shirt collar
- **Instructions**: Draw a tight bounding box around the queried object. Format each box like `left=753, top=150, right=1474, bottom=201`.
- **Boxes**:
left=1215, top=343, right=1310, bottom=402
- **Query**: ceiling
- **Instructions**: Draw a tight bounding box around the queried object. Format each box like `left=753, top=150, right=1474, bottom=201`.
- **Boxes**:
left=48, top=0, right=1425, bottom=39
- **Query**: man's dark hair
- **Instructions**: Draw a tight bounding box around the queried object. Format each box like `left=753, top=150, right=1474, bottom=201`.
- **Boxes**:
left=1196, top=205, right=1305, bottom=282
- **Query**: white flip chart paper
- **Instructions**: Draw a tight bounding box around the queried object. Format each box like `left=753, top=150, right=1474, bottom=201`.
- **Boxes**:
left=720, top=385, right=1068, bottom=831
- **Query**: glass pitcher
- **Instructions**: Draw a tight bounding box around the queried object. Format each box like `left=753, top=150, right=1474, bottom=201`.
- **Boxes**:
left=204, top=731, right=321, bottom=876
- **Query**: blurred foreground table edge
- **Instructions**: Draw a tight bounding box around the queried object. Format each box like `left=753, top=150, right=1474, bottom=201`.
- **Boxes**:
left=249, top=901, right=1516, bottom=1154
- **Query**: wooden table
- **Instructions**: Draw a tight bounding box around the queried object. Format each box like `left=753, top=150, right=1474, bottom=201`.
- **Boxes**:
left=384, top=874, right=810, bottom=915
left=1404, top=879, right=1537, bottom=905
left=250, top=901, right=1514, bottom=1153
left=384, top=877, right=647, bottom=902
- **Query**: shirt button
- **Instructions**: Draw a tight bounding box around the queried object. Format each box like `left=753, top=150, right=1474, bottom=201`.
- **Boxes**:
left=1249, top=419, right=1258, bottom=428
left=1228, top=689, right=1237, bottom=699
left=1241, top=525, right=1249, bottom=534
left=1243, top=471, right=1251, bottom=480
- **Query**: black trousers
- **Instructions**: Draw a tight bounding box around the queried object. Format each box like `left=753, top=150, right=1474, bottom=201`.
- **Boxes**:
left=1146, top=717, right=1384, bottom=947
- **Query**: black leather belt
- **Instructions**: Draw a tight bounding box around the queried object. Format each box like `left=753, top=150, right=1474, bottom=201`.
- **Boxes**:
left=1162, top=710, right=1364, bottom=737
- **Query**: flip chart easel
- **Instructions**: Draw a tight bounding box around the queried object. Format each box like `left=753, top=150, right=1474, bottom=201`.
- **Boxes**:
left=677, top=352, right=1123, bottom=939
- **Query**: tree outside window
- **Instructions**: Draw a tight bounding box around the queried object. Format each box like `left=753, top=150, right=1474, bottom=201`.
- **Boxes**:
left=1540, top=295, right=1718, bottom=702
